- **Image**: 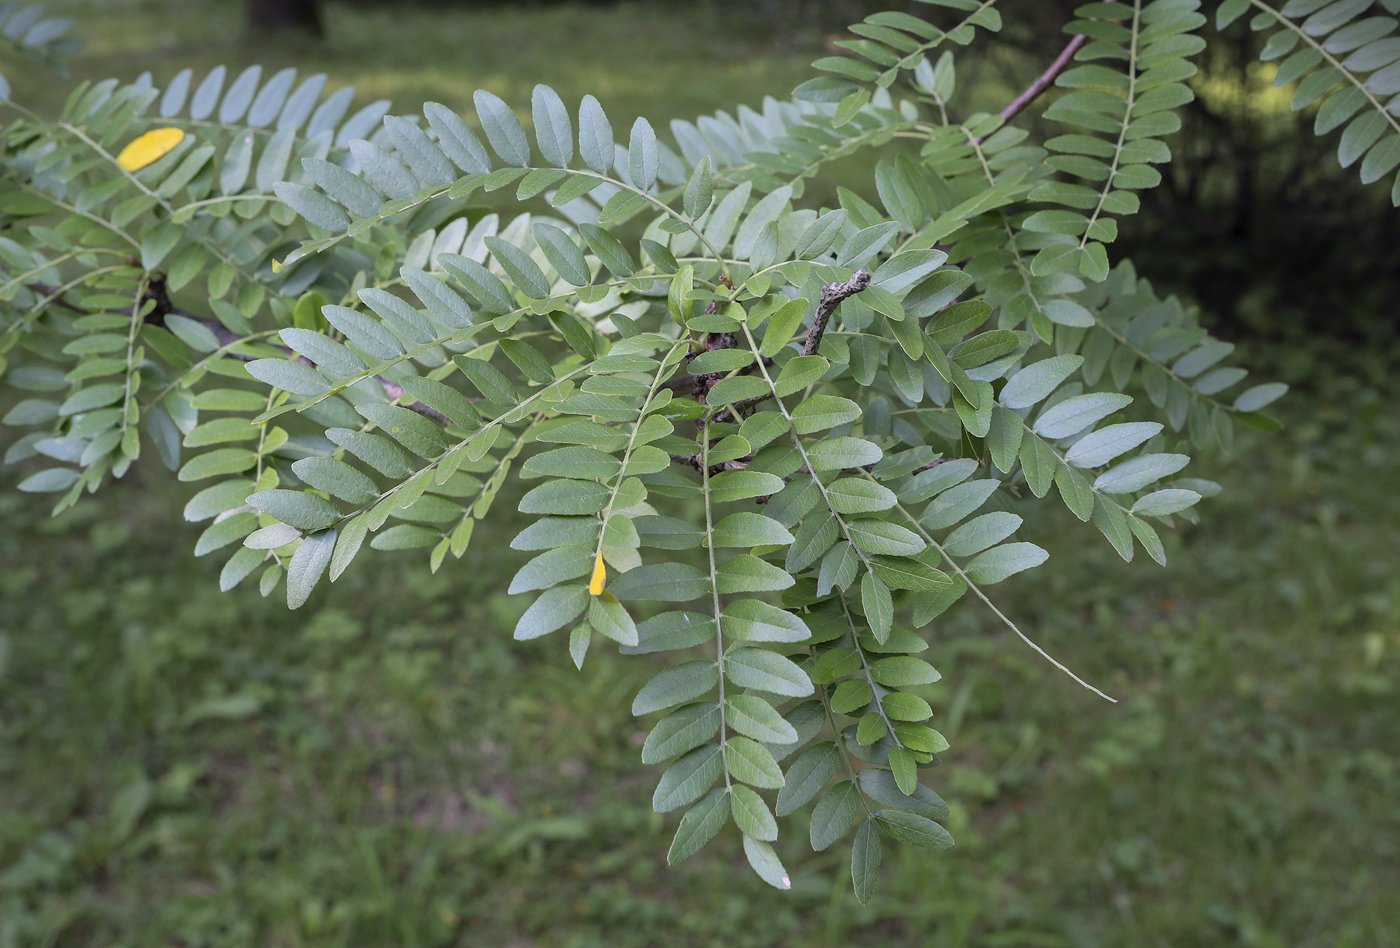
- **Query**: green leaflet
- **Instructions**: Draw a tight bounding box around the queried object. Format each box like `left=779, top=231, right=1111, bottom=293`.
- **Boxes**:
left=246, top=489, right=341, bottom=532
left=514, top=585, right=589, bottom=641
left=874, top=809, right=954, bottom=850
left=292, top=457, right=379, bottom=505
left=715, top=554, right=793, bottom=593
left=355, top=404, right=450, bottom=458
left=327, top=429, right=416, bottom=479
left=726, top=736, right=786, bottom=789
left=589, top=591, right=639, bottom=645
left=720, top=600, right=811, bottom=643
left=811, top=780, right=862, bottom=851
left=1094, top=453, right=1190, bottom=494
left=860, top=571, right=893, bottom=641
left=726, top=695, right=799, bottom=744
left=666, top=787, right=728, bottom=862
left=709, top=512, right=794, bottom=548
left=731, top=785, right=778, bottom=840
left=709, top=470, right=785, bottom=503
left=521, top=446, right=621, bottom=481
left=245, top=358, right=329, bottom=397
left=474, top=89, right=531, bottom=166
left=1065, top=422, right=1163, bottom=468
left=531, top=83, right=573, bottom=168
left=655, top=746, right=724, bottom=814
left=633, top=661, right=720, bottom=715
left=286, top=528, right=336, bottom=609
left=609, top=563, right=710, bottom=602
left=724, top=649, right=813, bottom=697
left=626, top=611, right=714, bottom=655
left=943, top=512, right=1022, bottom=558
left=776, top=742, right=840, bottom=816
left=851, top=817, right=881, bottom=905
left=642, top=703, right=722, bottom=765
left=508, top=546, right=594, bottom=594
left=742, top=836, right=791, bottom=890
left=518, top=479, right=610, bottom=516
left=791, top=395, right=862, bottom=434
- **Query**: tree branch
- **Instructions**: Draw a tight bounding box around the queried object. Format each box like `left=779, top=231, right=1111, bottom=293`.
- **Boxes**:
left=804, top=268, right=871, bottom=359
left=704, top=269, right=873, bottom=427
left=977, top=33, right=1088, bottom=144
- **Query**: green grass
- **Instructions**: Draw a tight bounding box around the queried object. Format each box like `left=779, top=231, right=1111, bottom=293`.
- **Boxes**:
left=11, top=0, right=825, bottom=140
left=3, top=348, right=1397, bottom=947
left=3, top=3, right=1400, bottom=946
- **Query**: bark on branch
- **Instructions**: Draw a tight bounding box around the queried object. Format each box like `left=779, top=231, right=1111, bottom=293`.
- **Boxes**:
left=709, top=268, right=872, bottom=426
left=976, top=33, right=1088, bottom=144
left=803, top=268, right=871, bottom=358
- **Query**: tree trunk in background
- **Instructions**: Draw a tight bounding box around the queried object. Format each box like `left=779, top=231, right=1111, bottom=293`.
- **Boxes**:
left=246, top=0, right=324, bottom=38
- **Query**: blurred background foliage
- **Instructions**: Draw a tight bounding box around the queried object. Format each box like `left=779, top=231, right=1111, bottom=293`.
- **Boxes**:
left=1, top=1, right=1397, bottom=945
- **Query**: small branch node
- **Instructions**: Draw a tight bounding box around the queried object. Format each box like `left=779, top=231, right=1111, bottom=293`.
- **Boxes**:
left=804, top=268, right=871, bottom=359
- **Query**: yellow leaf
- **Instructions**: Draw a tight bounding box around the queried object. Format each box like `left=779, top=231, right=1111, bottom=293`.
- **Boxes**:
left=588, top=551, right=606, bottom=596
left=116, top=128, right=186, bottom=172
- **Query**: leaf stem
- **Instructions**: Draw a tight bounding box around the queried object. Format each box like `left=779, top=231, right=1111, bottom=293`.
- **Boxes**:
left=808, top=657, right=877, bottom=821
left=873, top=480, right=1117, bottom=702
left=701, top=417, right=733, bottom=795
left=1078, top=1, right=1142, bottom=254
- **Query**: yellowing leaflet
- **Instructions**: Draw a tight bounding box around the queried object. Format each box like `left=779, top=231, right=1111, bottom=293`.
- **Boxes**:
left=116, top=128, right=186, bottom=171
left=588, top=552, right=606, bottom=595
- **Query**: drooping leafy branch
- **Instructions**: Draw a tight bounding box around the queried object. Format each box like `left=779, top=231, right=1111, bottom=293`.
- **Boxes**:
left=4, top=0, right=1383, bottom=903
left=1222, top=0, right=1400, bottom=201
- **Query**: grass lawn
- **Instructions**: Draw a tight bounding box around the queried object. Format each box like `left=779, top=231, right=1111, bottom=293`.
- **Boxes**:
left=2, top=2, right=1399, bottom=946
left=11, top=1, right=828, bottom=139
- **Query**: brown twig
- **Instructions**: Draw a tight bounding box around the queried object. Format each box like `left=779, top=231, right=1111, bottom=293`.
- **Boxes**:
left=804, top=268, right=871, bottom=358
left=976, top=33, right=1088, bottom=144
left=706, top=269, right=873, bottom=426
